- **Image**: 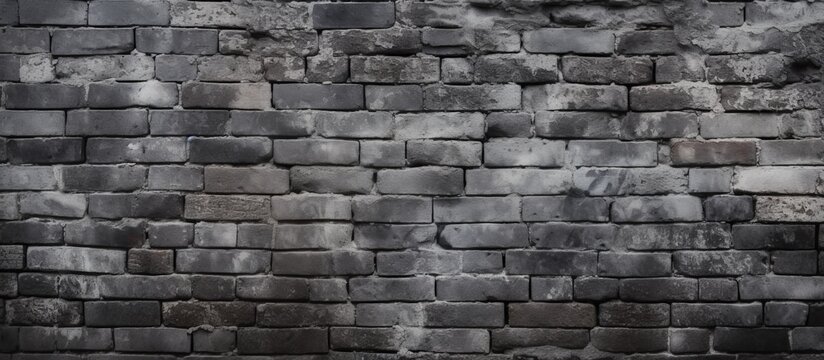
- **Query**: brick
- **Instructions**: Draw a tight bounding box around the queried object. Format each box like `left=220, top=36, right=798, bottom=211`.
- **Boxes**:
left=506, top=250, right=596, bottom=276
left=19, top=0, right=87, bottom=25
left=509, top=303, right=596, bottom=328
left=792, top=327, right=824, bottom=352
left=53, top=29, right=134, bottom=56
left=27, top=246, right=125, bottom=274
left=591, top=328, right=668, bottom=353
left=672, top=303, right=762, bottom=327
left=307, top=55, right=348, bottom=82
left=739, top=275, right=824, bottom=300
left=406, top=140, right=480, bottom=166
left=315, top=111, right=393, bottom=139
left=189, top=137, right=272, bottom=164
left=229, top=111, right=314, bottom=137
left=756, top=196, right=824, bottom=222
left=87, top=301, right=159, bottom=327
left=522, top=196, right=610, bottom=222
left=486, top=112, right=532, bottom=138
left=671, top=140, right=756, bottom=166
left=309, top=278, right=348, bottom=302
left=530, top=223, right=617, bottom=251
left=531, top=276, right=573, bottom=301
left=181, top=82, right=271, bottom=110
left=698, top=278, right=745, bottom=302
left=67, top=110, right=148, bottom=136
left=535, top=111, right=620, bottom=138
left=272, top=139, right=358, bottom=166
left=0, top=221, right=63, bottom=245
left=273, top=84, right=363, bottom=110
left=424, top=84, right=520, bottom=111
left=670, top=328, right=711, bottom=354
left=313, top=2, right=394, bottom=29
left=619, top=223, right=731, bottom=250
left=17, top=273, right=57, bottom=296
left=466, top=169, right=571, bottom=195
left=422, top=28, right=519, bottom=55
left=656, top=55, right=705, bottom=83
left=320, top=28, right=421, bottom=55
left=0, top=0, right=18, bottom=25
left=773, top=250, right=818, bottom=275
left=394, top=112, right=484, bottom=139
left=5, top=84, right=85, bottom=109
left=192, top=328, right=234, bottom=353
left=703, top=195, right=753, bottom=222
left=599, top=252, right=671, bottom=277
left=203, top=166, right=289, bottom=194
left=354, top=224, right=437, bottom=250
left=147, top=222, right=192, bottom=249
left=56, top=55, right=154, bottom=82
left=148, top=166, right=203, bottom=191
left=721, top=84, right=820, bottom=111
left=0, top=28, right=49, bottom=53
left=365, top=85, right=422, bottom=111
left=272, top=194, right=350, bottom=221
left=562, top=56, right=653, bottom=84
left=0, top=194, right=17, bottom=220
left=0, top=54, right=18, bottom=81
left=114, top=328, right=190, bottom=353
left=177, top=249, right=270, bottom=274
left=163, top=301, right=255, bottom=327
left=7, top=298, right=82, bottom=326
left=88, top=193, right=182, bottom=219
left=194, top=222, right=236, bottom=248
left=137, top=28, right=217, bottom=55
left=19, top=192, right=85, bottom=218
left=7, top=138, right=82, bottom=164
left=219, top=29, right=318, bottom=57
left=291, top=166, right=374, bottom=194
left=574, top=167, right=687, bottom=196
left=440, top=223, right=528, bottom=249
left=599, top=302, right=670, bottom=327
left=54, top=327, right=113, bottom=351
left=88, top=82, right=177, bottom=109
left=350, top=276, right=434, bottom=301
left=714, top=327, right=789, bottom=353
left=524, top=28, right=614, bottom=54
left=422, top=302, right=504, bottom=327
left=612, top=195, right=703, bottom=223
left=760, top=139, right=824, bottom=165
left=707, top=54, right=789, bottom=84
left=128, top=249, right=173, bottom=274
left=87, top=138, right=185, bottom=163
left=733, top=167, right=822, bottom=194
left=377, top=167, right=461, bottom=195
left=569, top=140, right=657, bottom=167
left=274, top=223, right=351, bottom=250
left=483, top=139, right=564, bottom=167
left=237, top=328, right=327, bottom=354
left=733, top=224, right=816, bottom=250
left=191, top=275, right=235, bottom=300
left=236, top=276, right=308, bottom=300
left=155, top=55, right=197, bottom=81
left=491, top=328, right=589, bottom=352
left=0, top=166, right=57, bottom=190
left=434, top=197, right=520, bottom=222
left=689, top=167, right=732, bottom=194
left=170, top=1, right=310, bottom=30
left=149, top=110, right=227, bottom=136
left=377, top=250, right=460, bottom=276
left=90, top=2, right=169, bottom=25
left=99, top=274, right=189, bottom=300
left=436, top=276, right=529, bottom=301
left=630, top=83, right=718, bottom=111
left=442, top=57, right=473, bottom=83
left=258, top=303, right=354, bottom=327
left=0, top=111, right=64, bottom=136
left=620, top=278, right=698, bottom=302
left=617, top=30, right=679, bottom=54
left=524, top=84, right=628, bottom=111
left=351, top=55, right=438, bottom=83
left=475, top=54, right=558, bottom=83
left=356, top=303, right=423, bottom=326
left=352, top=196, right=431, bottom=223
left=271, top=251, right=374, bottom=276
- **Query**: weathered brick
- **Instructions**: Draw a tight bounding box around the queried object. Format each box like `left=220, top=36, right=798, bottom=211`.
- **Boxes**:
left=422, top=28, right=519, bottom=55
left=313, top=2, right=394, bottom=29
left=531, top=276, right=573, bottom=301
left=155, top=55, right=197, bottom=81
left=184, top=194, right=270, bottom=221
left=599, top=302, right=670, bottom=327
left=612, top=195, right=703, bottom=223
left=475, top=54, right=558, bottom=83
left=237, top=328, right=327, bottom=354
left=620, top=278, right=698, bottom=302
left=170, top=1, right=310, bottom=30
left=219, top=29, right=317, bottom=57
left=0, top=245, right=24, bottom=269
left=291, top=166, right=374, bottom=194
left=0, top=28, right=49, bottom=53
left=599, top=252, right=671, bottom=278
left=365, top=85, right=422, bottom=111
left=5, top=84, right=85, bottom=109
left=530, top=223, right=617, bottom=251
left=114, top=328, right=190, bottom=353
left=714, top=327, right=789, bottom=353
left=424, top=84, right=521, bottom=111
left=522, top=196, right=610, bottom=222
left=128, top=249, right=173, bottom=275
left=733, top=224, right=815, bottom=250
left=272, top=194, right=351, bottom=221
left=394, top=112, right=484, bottom=139
left=320, top=28, right=421, bottom=55
left=273, top=84, right=363, bottom=110
left=509, top=303, right=596, bottom=328
left=440, top=223, right=528, bottom=249
left=19, top=0, right=87, bottom=25
left=28, top=246, right=126, bottom=274
left=675, top=250, right=767, bottom=276
left=377, top=250, right=460, bottom=275
left=617, top=30, right=679, bottom=55
left=56, top=55, right=154, bottom=83
left=163, top=301, right=255, bottom=327
left=434, top=197, right=520, bottom=222
left=351, top=55, right=438, bottom=83
left=483, top=139, right=564, bottom=167
left=407, top=140, right=481, bottom=167
left=88, top=82, right=177, bottom=109
left=229, top=111, right=314, bottom=137
left=274, top=223, right=351, bottom=250
left=354, top=224, right=437, bottom=250
left=721, top=84, right=820, bottom=111
left=0, top=220, right=62, bottom=245
left=236, top=276, right=308, bottom=300
left=258, top=303, right=354, bottom=327
left=352, top=196, right=431, bottom=223
left=466, top=169, right=571, bottom=195
left=562, top=56, right=653, bottom=84
left=630, top=83, right=718, bottom=111
left=766, top=302, right=808, bottom=326
left=177, top=249, right=269, bottom=274
left=377, top=167, right=461, bottom=195
left=524, top=84, right=628, bottom=111
left=491, top=328, right=589, bottom=352
left=136, top=28, right=217, bottom=55
left=0, top=111, right=64, bottom=136
left=192, top=328, right=235, bottom=353
left=760, top=139, right=824, bottom=165
left=671, top=140, right=757, bottom=166
left=99, top=274, right=190, bottom=299
left=271, top=251, right=374, bottom=276
left=487, top=112, right=532, bottom=138
left=437, top=276, right=529, bottom=301
left=506, top=250, right=597, bottom=276
left=182, top=82, right=271, bottom=110
left=656, top=55, right=706, bottom=83
left=350, top=276, right=434, bottom=302
left=149, top=110, right=227, bottom=136
left=53, top=29, right=134, bottom=56
left=356, top=303, right=423, bottom=326
left=574, top=167, right=687, bottom=196
left=7, top=298, right=82, bottom=326
left=591, top=328, right=668, bottom=353
left=314, top=111, right=393, bottom=139
left=756, top=196, right=824, bottom=222
left=670, top=328, right=711, bottom=354
left=524, top=29, right=614, bottom=54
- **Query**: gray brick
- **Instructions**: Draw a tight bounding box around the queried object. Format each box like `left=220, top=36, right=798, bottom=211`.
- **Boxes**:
left=258, top=303, right=354, bottom=327
left=0, top=221, right=63, bottom=245
left=591, top=328, right=668, bottom=353
left=7, top=298, right=82, bottom=326
left=148, top=165, right=203, bottom=191
left=114, top=328, right=190, bottom=353
left=56, top=55, right=154, bottom=82
left=0, top=166, right=58, bottom=190
left=491, top=328, right=589, bottom=352
left=53, top=29, right=135, bottom=56
left=522, top=196, right=610, bottom=222
left=524, top=84, right=628, bottom=111
left=394, top=112, right=484, bottom=139
left=164, top=301, right=255, bottom=327
left=356, top=303, right=423, bottom=326
left=440, top=223, right=528, bottom=249
left=466, top=169, right=572, bottom=195
left=194, top=222, right=237, bottom=248
left=320, top=28, right=421, bottom=55
left=672, top=303, right=762, bottom=327
left=274, top=223, right=352, bottom=250
left=0, top=194, right=18, bottom=220
left=689, top=167, right=732, bottom=193
left=704, top=195, right=754, bottom=221
left=670, top=328, right=711, bottom=354
left=760, top=139, right=824, bottom=165
left=189, top=137, right=271, bottom=164
left=307, top=55, right=348, bottom=82
left=531, top=276, right=573, bottom=301
left=291, top=166, right=374, bottom=194
left=740, top=275, right=824, bottom=300
left=137, top=28, right=217, bottom=54
left=407, top=140, right=481, bottom=167
left=766, top=302, right=808, bottom=326
left=377, top=167, right=462, bottom=195
left=67, top=110, right=148, bottom=136
left=197, top=55, right=263, bottom=82
left=88, top=82, right=178, bottom=108
left=656, top=55, right=705, bottom=83
left=192, top=328, right=235, bottom=353
left=570, top=140, right=657, bottom=167
left=273, top=84, right=364, bottom=110
left=155, top=55, right=197, bottom=81
left=149, top=110, right=228, bottom=136
left=365, top=85, right=422, bottom=111
left=87, top=138, right=186, bottom=163
left=19, top=0, right=87, bottom=25
left=618, top=30, right=679, bottom=54
left=272, top=194, right=350, bottom=221
left=20, top=192, right=86, bottom=218
left=5, top=84, right=85, bottom=109
left=62, top=165, right=147, bottom=192
left=530, top=223, right=618, bottom=251
left=714, top=327, right=789, bottom=353
left=170, top=1, right=310, bottom=31
left=721, top=84, right=818, bottom=111
left=0, top=111, right=64, bottom=136
left=229, top=111, right=314, bottom=137
left=573, top=167, right=687, bottom=196
left=732, top=224, right=816, bottom=250
left=620, top=278, right=698, bottom=302
left=309, top=278, right=348, bottom=302
left=18, top=273, right=57, bottom=296
left=599, top=302, right=670, bottom=327
left=620, top=223, right=731, bottom=250
left=99, top=274, right=190, bottom=300
left=90, top=0, right=170, bottom=26
left=219, top=29, right=318, bottom=57
left=238, top=328, right=327, bottom=354
left=236, top=276, right=308, bottom=300
left=562, top=56, right=653, bottom=84
left=475, top=54, right=558, bottom=83
left=0, top=54, right=19, bottom=81
left=599, top=252, right=672, bottom=277
left=486, top=112, right=532, bottom=138
left=313, top=2, right=394, bottom=29
left=0, top=0, right=18, bottom=25
left=354, top=224, right=437, bottom=250
left=360, top=140, right=405, bottom=167
left=176, top=249, right=270, bottom=274
left=424, top=84, right=520, bottom=111
left=424, top=302, right=504, bottom=327
left=612, top=195, right=703, bottom=223
left=184, top=194, right=270, bottom=221
left=7, top=138, right=83, bottom=164
left=622, top=111, right=699, bottom=139
left=273, top=139, right=358, bottom=165
left=733, top=167, right=821, bottom=194
left=0, top=28, right=49, bottom=53
left=509, top=303, right=596, bottom=328
left=351, top=55, right=439, bottom=83
left=27, top=246, right=125, bottom=274
left=204, top=166, right=289, bottom=194
left=437, top=275, right=528, bottom=301
left=524, top=28, right=614, bottom=54
left=147, top=222, right=193, bottom=248
left=128, top=248, right=173, bottom=275
left=630, top=84, right=719, bottom=111
left=352, top=196, right=430, bottom=223
left=755, top=196, right=824, bottom=222
left=191, top=275, right=235, bottom=300
left=377, top=250, right=461, bottom=276
left=505, top=250, right=597, bottom=275
left=434, top=197, right=520, bottom=222
left=262, top=57, right=303, bottom=82
left=65, top=219, right=146, bottom=247
left=182, top=82, right=271, bottom=110
left=315, top=111, right=393, bottom=139
left=271, top=251, right=374, bottom=276
left=484, top=139, right=565, bottom=167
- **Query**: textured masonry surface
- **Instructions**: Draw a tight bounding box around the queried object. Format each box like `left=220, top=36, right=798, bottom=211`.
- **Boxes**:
left=0, top=0, right=824, bottom=358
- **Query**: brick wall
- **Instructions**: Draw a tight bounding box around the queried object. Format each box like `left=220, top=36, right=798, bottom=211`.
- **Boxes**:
left=1, top=0, right=824, bottom=357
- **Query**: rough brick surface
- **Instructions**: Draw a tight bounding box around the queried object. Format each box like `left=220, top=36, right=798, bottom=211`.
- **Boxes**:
left=2, top=0, right=823, bottom=357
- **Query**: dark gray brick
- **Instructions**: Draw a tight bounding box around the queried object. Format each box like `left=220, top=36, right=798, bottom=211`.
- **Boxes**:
left=86, top=300, right=160, bottom=326
left=149, top=110, right=228, bottom=135
left=0, top=28, right=49, bottom=53
left=52, top=29, right=135, bottom=56
left=88, top=82, right=178, bottom=109
left=67, top=110, right=148, bottom=136
left=313, top=3, right=394, bottom=29
left=182, top=82, right=271, bottom=110
left=272, top=84, right=364, bottom=110
left=5, top=84, right=85, bottom=109
left=189, top=137, right=272, bottom=164
left=89, top=0, right=170, bottom=26
left=19, top=0, right=87, bottom=25
left=114, top=328, right=190, bottom=353
left=7, top=138, right=83, bottom=164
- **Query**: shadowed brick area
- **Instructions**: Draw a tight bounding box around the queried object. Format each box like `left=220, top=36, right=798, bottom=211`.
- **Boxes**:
left=0, top=0, right=824, bottom=357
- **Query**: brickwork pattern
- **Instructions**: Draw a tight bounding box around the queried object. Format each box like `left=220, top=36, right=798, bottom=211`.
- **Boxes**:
left=1, top=0, right=824, bottom=357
